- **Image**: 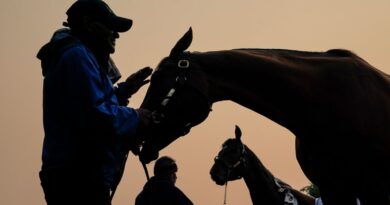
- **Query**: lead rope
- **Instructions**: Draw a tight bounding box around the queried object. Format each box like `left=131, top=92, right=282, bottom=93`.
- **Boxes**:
left=141, top=161, right=150, bottom=181
left=223, top=169, right=231, bottom=205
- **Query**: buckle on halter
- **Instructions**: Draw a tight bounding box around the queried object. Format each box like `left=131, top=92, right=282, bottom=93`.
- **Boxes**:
left=178, top=60, right=189, bottom=68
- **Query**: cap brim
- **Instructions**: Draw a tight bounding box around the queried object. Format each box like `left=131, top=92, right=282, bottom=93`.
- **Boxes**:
left=106, top=16, right=133, bottom=32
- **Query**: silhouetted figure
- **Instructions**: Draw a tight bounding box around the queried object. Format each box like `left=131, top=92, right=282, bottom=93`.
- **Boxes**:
left=37, top=1, right=152, bottom=205
left=135, top=156, right=193, bottom=205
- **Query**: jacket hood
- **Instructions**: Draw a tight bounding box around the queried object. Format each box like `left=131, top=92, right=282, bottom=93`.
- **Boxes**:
left=37, top=28, right=80, bottom=76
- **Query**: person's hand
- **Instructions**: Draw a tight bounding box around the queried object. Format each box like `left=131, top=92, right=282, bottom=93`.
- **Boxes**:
left=130, top=108, right=153, bottom=155
left=114, top=67, right=152, bottom=105
left=124, top=67, right=153, bottom=96
left=136, top=108, right=152, bottom=135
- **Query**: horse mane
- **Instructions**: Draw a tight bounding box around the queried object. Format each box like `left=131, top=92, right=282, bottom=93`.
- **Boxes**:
left=326, top=49, right=357, bottom=57
left=233, top=48, right=357, bottom=58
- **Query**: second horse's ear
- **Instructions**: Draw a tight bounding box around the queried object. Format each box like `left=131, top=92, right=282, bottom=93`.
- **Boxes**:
left=169, top=27, right=193, bottom=58
left=235, top=125, right=242, bottom=140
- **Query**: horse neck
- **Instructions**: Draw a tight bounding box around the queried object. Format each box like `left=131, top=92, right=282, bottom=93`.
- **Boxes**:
left=193, top=50, right=306, bottom=131
left=242, top=147, right=315, bottom=205
left=241, top=146, right=284, bottom=205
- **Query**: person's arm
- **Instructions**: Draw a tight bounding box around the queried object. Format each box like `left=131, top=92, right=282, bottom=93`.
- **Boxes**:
left=60, top=46, right=142, bottom=143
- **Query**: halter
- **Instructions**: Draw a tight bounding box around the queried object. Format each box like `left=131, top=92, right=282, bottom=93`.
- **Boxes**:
left=214, top=143, right=247, bottom=175
left=214, top=141, right=247, bottom=205
left=151, top=53, right=212, bottom=136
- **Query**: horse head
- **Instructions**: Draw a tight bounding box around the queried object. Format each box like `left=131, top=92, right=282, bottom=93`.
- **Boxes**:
left=139, top=27, right=212, bottom=163
left=210, top=125, right=247, bottom=185
left=210, top=126, right=309, bottom=205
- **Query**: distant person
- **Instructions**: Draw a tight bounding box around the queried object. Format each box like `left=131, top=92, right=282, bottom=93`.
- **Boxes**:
left=135, top=156, right=193, bottom=205
left=36, top=1, right=153, bottom=205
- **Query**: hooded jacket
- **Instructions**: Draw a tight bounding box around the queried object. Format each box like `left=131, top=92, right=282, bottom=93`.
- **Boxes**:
left=37, top=28, right=139, bottom=188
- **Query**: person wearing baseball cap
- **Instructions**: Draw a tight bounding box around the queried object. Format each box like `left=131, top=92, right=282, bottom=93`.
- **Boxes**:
left=135, top=156, right=193, bottom=205
left=37, top=1, right=153, bottom=205
left=64, top=0, right=133, bottom=32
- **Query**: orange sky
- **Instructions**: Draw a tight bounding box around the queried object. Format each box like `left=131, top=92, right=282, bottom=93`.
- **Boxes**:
left=1, top=1, right=390, bottom=205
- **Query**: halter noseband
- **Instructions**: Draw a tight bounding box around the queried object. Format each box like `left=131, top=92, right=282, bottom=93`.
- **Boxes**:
left=214, top=141, right=247, bottom=179
left=151, top=54, right=212, bottom=136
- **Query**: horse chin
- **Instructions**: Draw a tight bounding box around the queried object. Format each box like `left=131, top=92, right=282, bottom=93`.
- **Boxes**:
left=210, top=175, right=226, bottom=186
left=214, top=180, right=226, bottom=186
left=210, top=169, right=227, bottom=186
left=139, top=127, right=182, bottom=163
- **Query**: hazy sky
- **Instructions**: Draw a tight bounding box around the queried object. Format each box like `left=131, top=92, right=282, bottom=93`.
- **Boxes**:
left=1, top=1, right=390, bottom=205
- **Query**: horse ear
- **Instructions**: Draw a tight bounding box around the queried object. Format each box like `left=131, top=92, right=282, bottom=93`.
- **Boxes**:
left=169, top=27, right=193, bottom=58
left=235, top=125, right=242, bottom=141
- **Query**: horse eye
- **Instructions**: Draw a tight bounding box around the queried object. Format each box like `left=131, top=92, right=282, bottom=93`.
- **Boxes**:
left=214, top=156, right=219, bottom=161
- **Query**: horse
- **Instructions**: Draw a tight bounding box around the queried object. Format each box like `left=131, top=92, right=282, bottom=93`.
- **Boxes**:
left=210, top=125, right=317, bottom=205
left=139, top=27, right=390, bottom=205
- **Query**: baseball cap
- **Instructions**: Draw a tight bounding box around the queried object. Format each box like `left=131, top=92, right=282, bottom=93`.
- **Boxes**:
left=66, top=0, right=132, bottom=32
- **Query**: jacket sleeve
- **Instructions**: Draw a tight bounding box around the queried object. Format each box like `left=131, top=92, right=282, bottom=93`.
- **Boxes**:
left=114, top=82, right=131, bottom=106
left=59, top=46, right=139, bottom=140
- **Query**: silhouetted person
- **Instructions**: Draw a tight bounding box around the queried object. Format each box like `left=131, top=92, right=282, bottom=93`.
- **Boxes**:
left=135, top=156, right=193, bottom=205
left=36, top=1, right=153, bottom=205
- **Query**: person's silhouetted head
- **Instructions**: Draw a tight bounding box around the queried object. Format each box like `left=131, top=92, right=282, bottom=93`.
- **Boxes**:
left=154, top=156, right=178, bottom=176
left=136, top=156, right=193, bottom=205
left=64, top=0, right=133, bottom=56
left=64, top=0, right=132, bottom=32
left=153, top=156, right=178, bottom=184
